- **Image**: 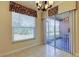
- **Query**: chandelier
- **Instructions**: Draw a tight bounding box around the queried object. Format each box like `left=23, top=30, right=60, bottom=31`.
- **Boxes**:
left=36, top=1, right=53, bottom=11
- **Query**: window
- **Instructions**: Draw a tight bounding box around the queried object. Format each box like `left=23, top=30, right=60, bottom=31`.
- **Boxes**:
left=55, top=20, right=59, bottom=36
left=12, top=12, right=36, bottom=42
left=45, top=18, right=60, bottom=39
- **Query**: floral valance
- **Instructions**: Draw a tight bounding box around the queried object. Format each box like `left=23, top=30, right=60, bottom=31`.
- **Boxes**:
left=9, top=1, right=37, bottom=17
left=48, top=6, right=58, bottom=16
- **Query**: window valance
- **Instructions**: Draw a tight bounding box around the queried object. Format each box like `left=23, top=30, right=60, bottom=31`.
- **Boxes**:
left=48, top=6, right=58, bottom=16
left=9, top=1, right=37, bottom=17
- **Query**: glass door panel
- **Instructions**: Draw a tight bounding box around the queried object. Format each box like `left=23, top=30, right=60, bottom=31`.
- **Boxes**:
left=44, top=11, right=72, bottom=53
left=45, top=18, right=55, bottom=45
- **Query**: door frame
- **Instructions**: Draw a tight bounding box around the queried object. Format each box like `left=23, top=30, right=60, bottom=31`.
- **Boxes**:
left=43, top=10, right=75, bottom=54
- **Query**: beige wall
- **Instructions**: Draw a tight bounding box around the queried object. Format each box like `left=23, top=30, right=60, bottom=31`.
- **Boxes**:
left=58, top=1, right=76, bottom=14
left=75, top=2, right=79, bottom=56
left=0, top=1, right=43, bottom=56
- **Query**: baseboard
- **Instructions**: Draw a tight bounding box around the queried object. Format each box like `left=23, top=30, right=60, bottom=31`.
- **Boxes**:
left=0, top=43, right=42, bottom=56
left=75, top=53, right=79, bottom=57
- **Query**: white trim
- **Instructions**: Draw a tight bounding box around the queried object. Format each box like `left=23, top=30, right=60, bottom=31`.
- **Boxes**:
left=0, top=43, right=42, bottom=56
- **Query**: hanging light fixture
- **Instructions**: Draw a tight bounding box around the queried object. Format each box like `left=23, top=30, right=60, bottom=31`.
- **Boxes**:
left=36, top=0, right=53, bottom=11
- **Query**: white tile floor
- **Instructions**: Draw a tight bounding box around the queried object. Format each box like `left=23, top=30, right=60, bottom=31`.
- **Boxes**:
left=27, top=44, right=73, bottom=57
left=5, top=44, right=73, bottom=57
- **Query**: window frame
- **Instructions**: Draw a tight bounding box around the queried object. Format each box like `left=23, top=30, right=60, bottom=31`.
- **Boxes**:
left=12, top=12, right=37, bottom=42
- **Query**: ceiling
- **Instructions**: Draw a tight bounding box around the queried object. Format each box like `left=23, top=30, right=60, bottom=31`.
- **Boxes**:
left=15, top=1, right=37, bottom=10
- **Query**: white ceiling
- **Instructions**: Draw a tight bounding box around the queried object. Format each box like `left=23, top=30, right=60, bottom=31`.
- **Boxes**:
left=15, top=1, right=37, bottom=10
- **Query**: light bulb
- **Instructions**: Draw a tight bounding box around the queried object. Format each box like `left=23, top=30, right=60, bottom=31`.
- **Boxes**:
left=39, top=3, right=42, bottom=7
left=45, top=4, right=48, bottom=9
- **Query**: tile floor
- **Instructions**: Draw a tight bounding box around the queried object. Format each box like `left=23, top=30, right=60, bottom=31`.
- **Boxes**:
left=5, top=44, right=73, bottom=57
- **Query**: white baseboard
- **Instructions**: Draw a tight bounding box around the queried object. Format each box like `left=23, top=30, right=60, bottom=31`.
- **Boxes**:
left=0, top=43, right=42, bottom=56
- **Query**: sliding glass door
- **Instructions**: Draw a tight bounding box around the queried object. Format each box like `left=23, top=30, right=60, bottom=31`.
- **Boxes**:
left=44, top=17, right=55, bottom=45
left=44, top=11, right=72, bottom=53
